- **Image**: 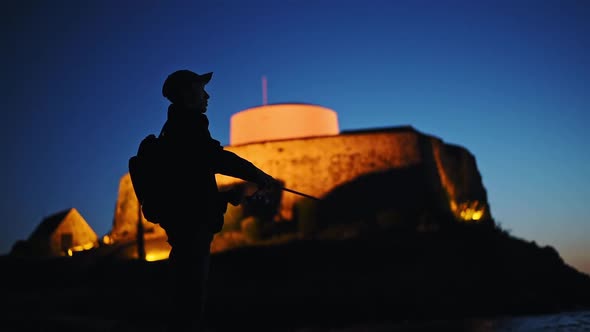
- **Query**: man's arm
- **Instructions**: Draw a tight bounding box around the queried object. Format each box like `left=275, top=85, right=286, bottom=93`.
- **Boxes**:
left=214, top=149, right=278, bottom=189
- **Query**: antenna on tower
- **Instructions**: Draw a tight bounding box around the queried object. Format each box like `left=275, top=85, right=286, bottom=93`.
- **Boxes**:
left=262, top=75, right=268, bottom=105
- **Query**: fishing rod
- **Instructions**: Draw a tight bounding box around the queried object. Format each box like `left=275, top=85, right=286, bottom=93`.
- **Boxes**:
left=245, top=186, right=320, bottom=202
left=281, top=187, right=320, bottom=201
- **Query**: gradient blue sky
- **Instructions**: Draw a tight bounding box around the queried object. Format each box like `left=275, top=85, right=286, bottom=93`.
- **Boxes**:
left=2, top=0, right=588, bottom=274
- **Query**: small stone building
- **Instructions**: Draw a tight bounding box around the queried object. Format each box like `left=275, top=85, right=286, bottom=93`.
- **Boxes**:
left=11, top=208, right=99, bottom=257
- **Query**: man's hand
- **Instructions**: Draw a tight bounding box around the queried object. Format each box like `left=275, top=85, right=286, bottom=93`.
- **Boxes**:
left=221, top=186, right=245, bottom=206
left=255, top=170, right=281, bottom=191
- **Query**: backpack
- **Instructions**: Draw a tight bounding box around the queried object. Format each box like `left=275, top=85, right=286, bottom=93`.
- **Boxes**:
left=128, top=133, right=167, bottom=224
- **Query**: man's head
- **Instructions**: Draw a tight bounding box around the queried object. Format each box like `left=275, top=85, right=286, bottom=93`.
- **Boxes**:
left=162, top=70, right=212, bottom=112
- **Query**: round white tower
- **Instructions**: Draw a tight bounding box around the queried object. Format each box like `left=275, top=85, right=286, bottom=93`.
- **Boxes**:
left=230, top=103, right=339, bottom=146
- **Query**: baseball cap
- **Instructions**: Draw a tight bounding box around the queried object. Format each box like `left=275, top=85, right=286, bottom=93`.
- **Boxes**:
left=162, top=70, right=213, bottom=102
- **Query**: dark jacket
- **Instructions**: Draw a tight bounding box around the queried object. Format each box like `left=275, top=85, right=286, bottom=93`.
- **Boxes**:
left=157, top=104, right=261, bottom=245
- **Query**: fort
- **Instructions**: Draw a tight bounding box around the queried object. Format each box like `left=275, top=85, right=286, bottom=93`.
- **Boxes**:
left=103, top=102, right=492, bottom=260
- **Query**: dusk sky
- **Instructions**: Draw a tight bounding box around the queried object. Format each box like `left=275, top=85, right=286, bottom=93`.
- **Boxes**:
left=2, top=1, right=588, bottom=274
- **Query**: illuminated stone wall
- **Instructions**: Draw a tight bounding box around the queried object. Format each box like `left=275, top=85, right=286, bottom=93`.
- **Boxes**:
left=109, top=173, right=166, bottom=243
left=108, top=126, right=492, bottom=243
left=218, top=126, right=424, bottom=221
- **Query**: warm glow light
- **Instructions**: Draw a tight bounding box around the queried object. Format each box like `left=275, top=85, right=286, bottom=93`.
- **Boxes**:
left=471, top=210, right=483, bottom=221
left=102, top=234, right=113, bottom=245
left=145, top=249, right=170, bottom=262
left=70, top=241, right=96, bottom=252
left=451, top=200, right=486, bottom=222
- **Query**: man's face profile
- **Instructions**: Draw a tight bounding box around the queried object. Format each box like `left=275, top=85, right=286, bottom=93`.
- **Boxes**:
left=181, top=81, right=209, bottom=113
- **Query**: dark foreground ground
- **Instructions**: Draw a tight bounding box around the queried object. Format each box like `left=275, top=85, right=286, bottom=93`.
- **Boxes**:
left=2, top=224, right=590, bottom=331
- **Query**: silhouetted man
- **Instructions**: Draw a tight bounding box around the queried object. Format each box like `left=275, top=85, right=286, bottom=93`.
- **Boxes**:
left=157, top=69, right=279, bottom=331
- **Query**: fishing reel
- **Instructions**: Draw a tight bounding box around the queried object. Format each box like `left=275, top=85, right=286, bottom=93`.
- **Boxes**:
left=243, top=188, right=281, bottom=218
